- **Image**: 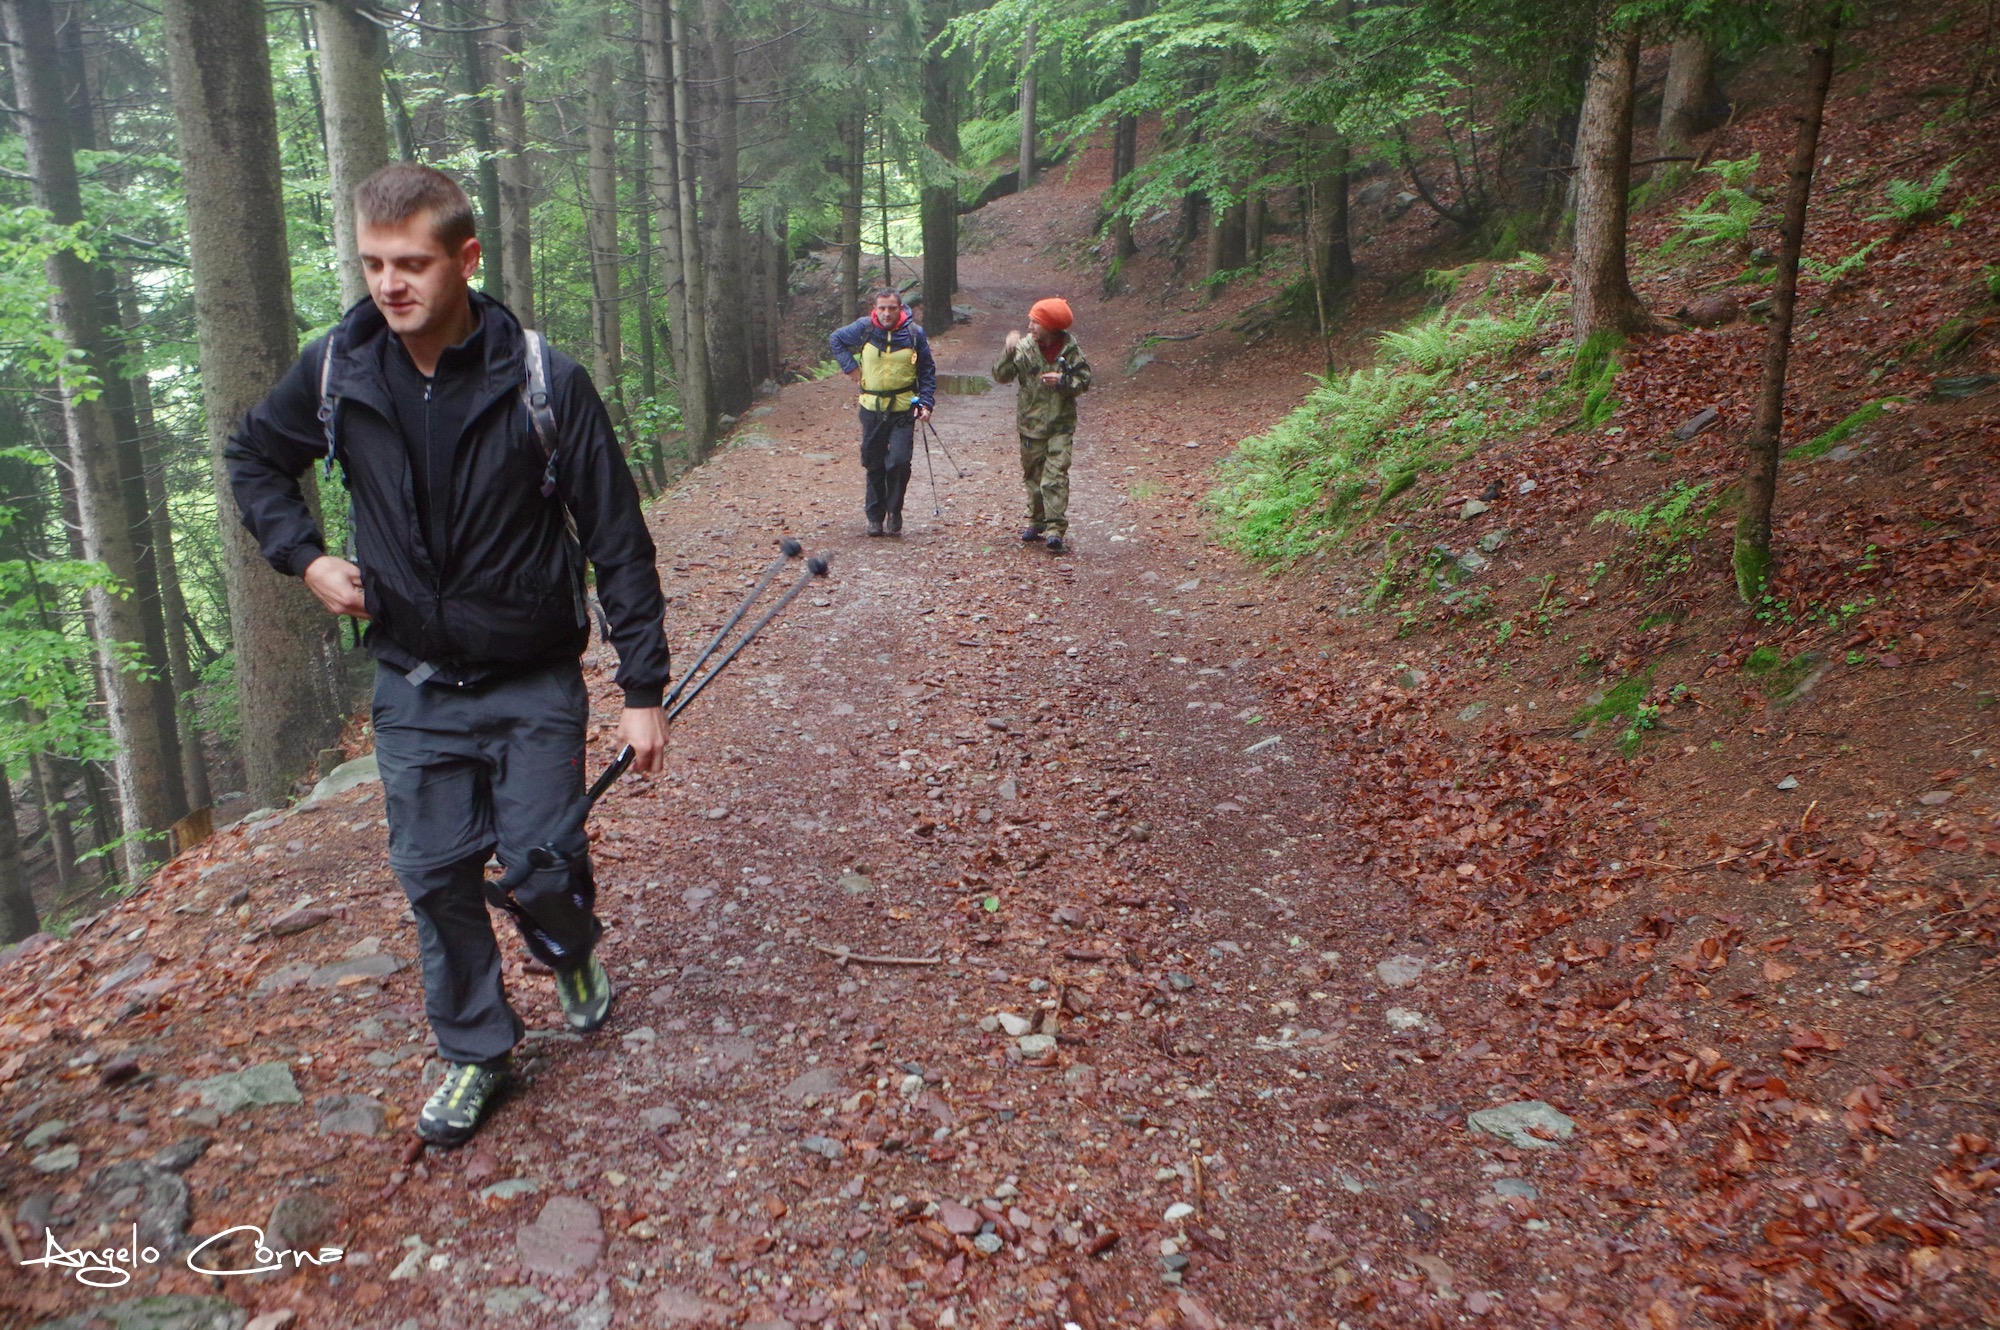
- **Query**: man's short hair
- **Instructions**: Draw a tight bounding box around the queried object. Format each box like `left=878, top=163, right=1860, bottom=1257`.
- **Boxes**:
left=871, top=288, right=902, bottom=304
left=355, top=163, right=477, bottom=251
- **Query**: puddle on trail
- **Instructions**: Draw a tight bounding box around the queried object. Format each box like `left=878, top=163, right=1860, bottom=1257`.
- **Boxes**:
left=937, top=372, right=993, bottom=395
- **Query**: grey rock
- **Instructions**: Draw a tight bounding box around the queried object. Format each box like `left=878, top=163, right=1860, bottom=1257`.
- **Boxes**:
left=1491, top=1177, right=1539, bottom=1200
left=32, top=1293, right=247, bottom=1330
left=1375, top=954, right=1427, bottom=988
left=995, top=1012, right=1033, bottom=1037
left=266, top=1189, right=335, bottom=1252
left=484, top=1287, right=547, bottom=1317
left=306, top=953, right=403, bottom=987
left=1355, top=180, right=1391, bottom=208
left=517, top=1195, right=604, bottom=1278
left=1675, top=406, right=1721, bottom=440
left=1016, top=1034, right=1057, bottom=1057
left=1467, top=1100, right=1576, bottom=1149
left=1387, top=190, right=1419, bottom=218
left=1822, top=442, right=1865, bottom=463
left=780, top=1066, right=842, bottom=1104
left=836, top=872, right=873, bottom=897
left=1678, top=296, right=1739, bottom=329
left=30, top=1144, right=80, bottom=1173
left=24, top=1118, right=67, bottom=1149
left=315, top=1093, right=387, bottom=1136
left=1477, top=528, right=1510, bottom=553
left=91, top=1159, right=191, bottom=1252
left=1517, top=478, right=1537, bottom=494
left=973, top=1232, right=1004, bottom=1254
left=1384, top=1007, right=1427, bottom=1031
left=654, top=1288, right=729, bottom=1324
left=301, top=754, right=380, bottom=806
left=189, top=1061, right=302, bottom=1114
left=640, top=1105, right=685, bottom=1130
left=1395, top=667, right=1428, bottom=691
left=481, top=1178, right=543, bottom=1203
left=268, top=908, right=332, bottom=937
left=1460, top=498, right=1491, bottom=520
left=1932, top=374, right=1999, bottom=400
left=1776, top=775, right=1800, bottom=791
left=1167, top=972, right=1195, bottom=992
left=92, top=953, right=156, bottom=998
left=151, top=1138, right=212, bottom=1173
left=1457, top=702, right=1488, bottom=722
left=253, top=961, right=315, bottom=996
left=938, top=1201, right=981, bottom=1235
left=996, top=776, right=1019, bottom=802
left=1455, top=549, right=1489, bottom=575
left=799, top=1134, right=845, bottom=1160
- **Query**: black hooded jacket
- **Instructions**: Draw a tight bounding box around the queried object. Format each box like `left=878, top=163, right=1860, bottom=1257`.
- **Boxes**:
left=225, top=292, right=669, bottom=706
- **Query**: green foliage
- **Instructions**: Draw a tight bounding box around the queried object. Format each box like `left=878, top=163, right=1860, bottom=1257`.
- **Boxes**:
left=1744, top=646, right=1814, bottom=698
left=1671, top=155, right=1763, bottom=251
left=1785, top=398, right=1899, bottom=460
left=1801, top=237, right=1883, bottom=284
left=1985, top=265, right=2000, bottom=301
left=1591, top=480, right=1719, bottom=582
left=1870, top=160, right=1956, bottom=223
left=1572, top=666, right=1660, bottom=757
left=1570, top=331, right=1622, bottom=430
left=1210, top=294, right=1558, bottom=563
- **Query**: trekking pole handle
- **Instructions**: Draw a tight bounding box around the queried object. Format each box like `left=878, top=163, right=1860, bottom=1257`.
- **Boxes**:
left=587, top=743, right=636, bottom=807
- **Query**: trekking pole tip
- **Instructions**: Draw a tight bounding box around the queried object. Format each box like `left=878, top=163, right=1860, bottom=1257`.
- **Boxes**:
left=779, top=538, right=803, bottom=557
left=807, top=556, right=830, bottom=576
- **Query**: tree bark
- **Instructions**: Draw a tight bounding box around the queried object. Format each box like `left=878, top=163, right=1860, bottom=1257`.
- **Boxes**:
left=490, top=0, right=535, bottom=325
left=0, top=765, right=35, bottom=944
left=312, top=0, right=391, bottom=309
left=698, top=0, right=750, bottom=419
left=839, top=109, right=865, bottom=317
left=665, top=0, right=713, bottom=457
left=452, top=0, right=505, bottom=298
left=1570, top=26, right=1650, bottom=344
left=640, top=0, right=697, bottom=465
left=1659, top=35, right=1721, bottom=161
left=1018, top=19, right=1038, bottom=189
left=920, top=0, right=959, bottom=316
left=585, top=47, right=625, bottom=421
left=162, top=0, right=347, bottom=808
left=1735, top=13, right=1838, bottom=602
left=4, top=0, right=179, bottom=878
left=1307, top=126, right=1355, bottom=314
left=25, top=746, right=78, bottom=894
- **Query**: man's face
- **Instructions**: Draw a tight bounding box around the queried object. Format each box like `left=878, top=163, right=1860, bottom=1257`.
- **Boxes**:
left=1028, top=316, right=1049, bottom=337
left=358, top=212, right=480, bottom=341
left=872, top=294, right=903, bottom=325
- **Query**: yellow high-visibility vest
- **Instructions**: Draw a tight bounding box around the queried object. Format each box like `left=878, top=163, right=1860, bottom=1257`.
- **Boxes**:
left=858, top=340, right=918, bottom=413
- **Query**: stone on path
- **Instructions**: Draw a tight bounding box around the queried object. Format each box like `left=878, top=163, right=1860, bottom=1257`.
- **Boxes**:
left=939, top=1200, right=981, bottom=1235
left=315, top=1093, right=387, bottom=1136
left=306, top=953, right=404, bottom=988
left=301, top=753, right=380, bottom=806
left=1467, top=1100, right=1576, bottom=1150
left=189, top=1062, right=302, bottom=1114
left=654, top=1287, right=729, bottom=1325
left=779, top=1067, right=841, bottom=1104
left=1375, top=955, right=1427, bottom=988
left=34, top=1293, right=247, bottom=1330
left=517, top=1194, right=603, bottom=1277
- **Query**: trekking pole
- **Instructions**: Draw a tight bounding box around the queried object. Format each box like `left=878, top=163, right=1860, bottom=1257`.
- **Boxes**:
left=662, top=538, right=803, bottom=711
left=667, top=557, right=830, bottom=723
left=923, top=417, right=967, bottom=479
left=919, top=423, right=943, bottom=517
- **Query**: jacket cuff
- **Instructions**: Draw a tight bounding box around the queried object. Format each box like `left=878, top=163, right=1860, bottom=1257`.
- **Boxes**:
left=286, top=544, right=327, bottom=577
left=622, top=687, right=664, bottom=710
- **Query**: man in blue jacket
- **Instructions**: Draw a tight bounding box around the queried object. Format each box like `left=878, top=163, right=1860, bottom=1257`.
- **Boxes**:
left=227, top=164, right=668, bottom=1147
left=828, top=289, right=936, bottom=536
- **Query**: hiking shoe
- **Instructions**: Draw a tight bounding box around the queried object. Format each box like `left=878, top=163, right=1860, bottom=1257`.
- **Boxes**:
left=866, top=519, right=884, bottom=537
left=1020, top=527, right=1044, bottom=542
left=555, top=955, right=614, bottom=1033
left=1045, top=533, right=1066, bottom=553
left=885, top=511, right=903, bottom=536
left=417, top=1058, right=509, bottom=1147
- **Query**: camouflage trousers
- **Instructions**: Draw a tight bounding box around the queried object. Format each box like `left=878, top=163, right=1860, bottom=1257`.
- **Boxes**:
left=1019, top=431, right=1074, bottom=537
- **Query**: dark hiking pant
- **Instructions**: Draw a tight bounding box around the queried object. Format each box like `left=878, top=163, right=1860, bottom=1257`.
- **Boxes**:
left=859, top=407, right=914, bottom=525
left=373, top=660, right=597, bottom=1064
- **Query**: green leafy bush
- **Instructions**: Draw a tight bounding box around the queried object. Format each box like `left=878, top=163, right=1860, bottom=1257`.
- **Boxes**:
left=1572, top=667, right=1661, bottom=756
left=1591, top=480, right=1720, bottom=582
left=1801, top=237, right=1884, bottom=283
left=1785, top=398, right=1899, bottom=460
left=1672, top=155, right=1763, bottom=251
left=1870, top=161, right=1955, bottom=223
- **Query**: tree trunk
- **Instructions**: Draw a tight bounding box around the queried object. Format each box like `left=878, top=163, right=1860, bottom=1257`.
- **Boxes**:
left=1570, top=26, right=1650, bottom=344
left=1735, top=14, right=1838, bottom=602
left=839, top=109, right=865, bottom=317
left=1108, top=0, right=1142, bottom=261
left=58, top=8, right=189, bottom=820
left=312, top=0, right=390, bottom=309
left=0, top=765, right=35, bottom=944
left=1659, top=35, right=1721, bottom=161
left=491, top=0, right=535, bottom=325
left=1018, top=19, right=1038, bottom=189
left=453, top=0, right=505, bottom=298
left=1208, top=199, right=1246, bottom=278
left=665, top=0, right=713, bottom=457
left=4, top=0, right=178, bottom=879
left=585, top=48, right=625, bottom=421
left=26, top=747, right=78, bottom=894
left=698, top=0, right=750, bottom=419
left=639, top=0, right=694, bottom=465
left=920, top=0, right=959, bottom=315
left=162, top=0, right=347, bottom=808
left=629, top=119, right=667, bottom=485
left=1307, top=126, right=1355, bottom=317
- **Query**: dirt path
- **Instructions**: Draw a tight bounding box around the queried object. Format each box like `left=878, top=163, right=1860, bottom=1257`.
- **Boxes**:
left=8, top=245, right=1670, bottom=1330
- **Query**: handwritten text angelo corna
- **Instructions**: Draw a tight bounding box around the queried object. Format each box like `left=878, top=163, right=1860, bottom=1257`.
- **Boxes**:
left=20, top=1223, right=345, bottom=1287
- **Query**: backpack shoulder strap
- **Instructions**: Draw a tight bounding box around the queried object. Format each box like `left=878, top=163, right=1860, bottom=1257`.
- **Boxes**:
left=316, top=328, right=343, bottom=480
left=520, top=329, right=561, bottom=497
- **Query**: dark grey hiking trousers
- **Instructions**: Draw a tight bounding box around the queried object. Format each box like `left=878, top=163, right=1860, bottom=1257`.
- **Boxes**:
left=373, top=660, right=594, bottom=1064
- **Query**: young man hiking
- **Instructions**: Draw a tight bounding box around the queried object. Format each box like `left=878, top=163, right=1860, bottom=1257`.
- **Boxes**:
left=226, top=164, right=669, bottom=1147
left=827, top=289, right=937, bottom=537
left=993, top=297, right=1091, bottom=552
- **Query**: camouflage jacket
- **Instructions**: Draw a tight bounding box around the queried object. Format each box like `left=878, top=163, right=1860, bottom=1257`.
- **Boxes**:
left=992, top=331, right=1091, bottom=439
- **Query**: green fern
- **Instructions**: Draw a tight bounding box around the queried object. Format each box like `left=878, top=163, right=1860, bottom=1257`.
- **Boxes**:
left=1671, top=155, right=1763, bottom=251
left=1592, top=480, right=1719, bottom=582
left=1870, top=161, right=1955, bottom=223
left=1801, top=238, right=1884, bottom=283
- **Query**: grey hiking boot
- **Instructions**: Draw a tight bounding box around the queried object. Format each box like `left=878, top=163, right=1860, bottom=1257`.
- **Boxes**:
left=1020, top=527, right=1044, bottom=542
left=555, top=955, right=614, bottom=1033
left=1045, top=533, right=1067, bottom=553
left=417, top=1057, right=509, bottom=1147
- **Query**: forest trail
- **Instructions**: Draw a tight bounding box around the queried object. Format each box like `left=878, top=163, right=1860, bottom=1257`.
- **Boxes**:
left=0, top=195, right=1562, bottom=1327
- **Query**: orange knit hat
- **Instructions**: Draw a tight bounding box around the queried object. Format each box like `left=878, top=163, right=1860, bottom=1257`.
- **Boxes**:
left=1029, top=298, right=1073, bottom=331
